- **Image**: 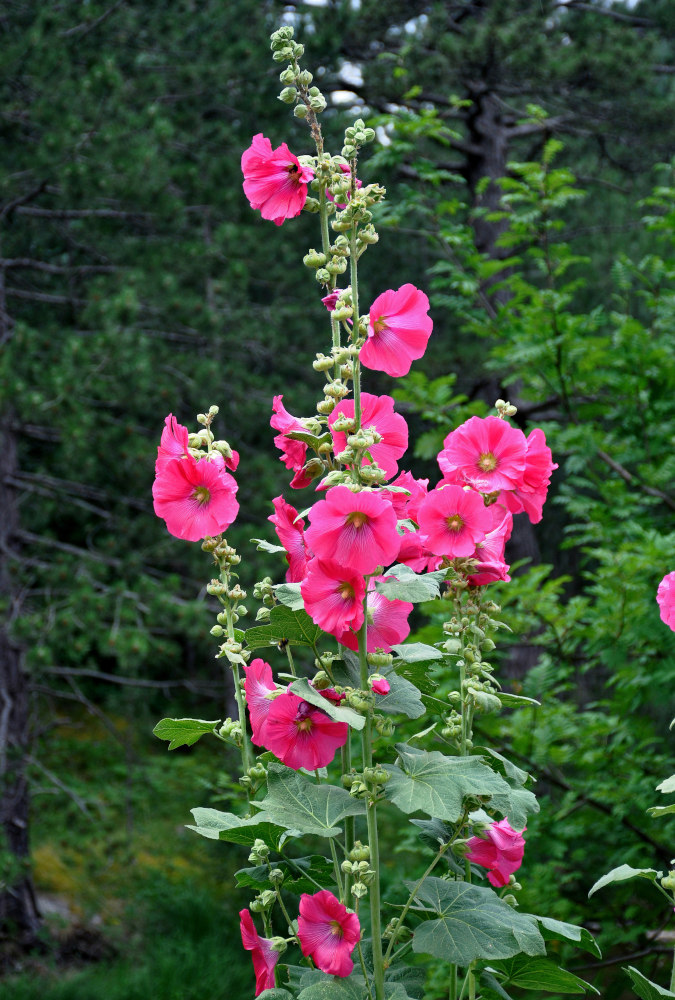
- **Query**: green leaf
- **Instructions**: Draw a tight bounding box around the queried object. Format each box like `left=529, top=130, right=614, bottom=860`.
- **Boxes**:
left=497, top=692, right=541, bottom=708
left=410, top=877, right=545, bottom=963
left=153, top=717, right=219, bottom=750
left=297, top=977, right=368, bottom=999
left=385, top=744, right=511, bottom=821
left=235, top=855, right=335, bottom=895
left=647, top=804, right=675, bottom=818
left=391, top=642, right=443, bottom=663
left=186, top=808, right=288, bottom=849
left=623, top=967, right=675, bottom=999
left=260, top=763, right=366, bottom=837
left=491, top=955, right=599, bottom=994
left=274, top=583, right=305, bottom=611
left=391, top=644, right=441, bottom=695
left=375, top=564, right=448, bottom=603
left=475, top=748, right=539, bottom=828
left=588, top=864, right=662, bottom=897
left=533, top=915, right=601, bottom=958
left=258, top=990, right=295, bottom=1000
left=479, top=970, right=514, bottom=1000
left=656, top=775, right=675, bottom=794
left=376, top=666, right=425, bottom=720
left=385, top=966, right=426, bottom=999
left=252, top=537, right=288, bottom=555
left=289, top=677, right=365, bottom=730
left=245, top=604, right=322, bottom=650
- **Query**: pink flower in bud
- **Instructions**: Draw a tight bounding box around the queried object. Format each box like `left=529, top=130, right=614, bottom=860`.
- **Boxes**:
left=239, top=908, right=279, bottom=997
left=301, top=558, right=365, bottom=638
left=241, top=134, right=313, bottom=226
left=438, top=416, right=527, bottom=494
left=243, top=658, right=278, bottom=747
left=466, top=818, right=526, bottom=888
left=468, top=508, right=513, bottom=586
left=370, top=676, right=390, bottom=696
left=211, top=446, right=240, bottom=474
left=270, top=395, right=313, bottom=489
left=362, top=284, right=433, bottom=378
left=322, top=289, right=341, bottom=312
left=305, top=486, right=399, bottom=576
left=156, top=413, right=190, bottom=473
left=326, top=162, right=363, bottom=209
left=152, top=453, right=238, bottom=542
left=297, top=890, right=361, bottom=977
left=657, top=571, right=675, bottom=631
left=418, top=485, right=491, bottom=558
left=499, top=428, right=557, bottom=524
left=329, top=393, right=408, bottom=481
left=262, top=692, right=348, bottom=770
left=336, top=576, right=412, bottom=653
left=268, top=496, right=309, bottom=582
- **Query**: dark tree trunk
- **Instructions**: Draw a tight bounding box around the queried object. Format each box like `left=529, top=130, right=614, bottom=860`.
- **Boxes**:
left=0, top=249, right=41, bottom=942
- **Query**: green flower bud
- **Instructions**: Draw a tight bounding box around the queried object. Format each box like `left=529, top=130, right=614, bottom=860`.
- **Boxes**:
left=272, top=47, right=293, bottom=63
left=279, top=67, right=296, bottom=85
left=268, top=868, right=285, bottom=886
left=341, top=860, right=354, bottom=874
left=351, top=881, right=368, bottom=899
left=270, top=26, right=294, bottom=45
left=316, top=399, right=336, bottom=415
left=270, top=937, right=287, bottom=954
left=255, top=607, right=271, bottom=622
left=279, top=86, right=297, bottom=104
left=303, top=249, right=327, bottom=269
left=293, top=103, right=308, bottom=119
left=331, top=414, right=357, bottom=433
left=297, top=69, right=313, bottom=86
left=303, top=196, right=320, bottom=214
left=313, top=353, right=335, bottom=372
left=315, top=267, right=331, bottom=284
left=324, top=380, right=350, bottom=400
left=248, top=839, right=270, bottom=863
left=342, top=144, right=357, bottom=159
left=312, top=670, right=331, bottom=690
left=348, top=841, right=370, bottom=863
left=309, top=94, right=327, bottom=112
left=374, top=715, right=395, bottom=737
left=502, top=894, right=518, bottom=907
left=210, top=624, right=224, bottom=637
left=326, top=257, right=347, bottom=275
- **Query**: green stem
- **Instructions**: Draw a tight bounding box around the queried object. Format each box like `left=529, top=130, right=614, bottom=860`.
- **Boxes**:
left=357, top=936, right=375, bottom=1000
left=275, top=887, right=306, bottom=957
left=329, top=836, right=345, bottom=904
left=220, top=566, right=253, bottom=772
left=449, top=963, right=458, bottom=1000
left=342, top=738, right=354, bottom=900
left=285, top=643, right=297, bottom=678
left=349, top=220, right=362, bottom=432
left=383, top=846, right=447, bottom=965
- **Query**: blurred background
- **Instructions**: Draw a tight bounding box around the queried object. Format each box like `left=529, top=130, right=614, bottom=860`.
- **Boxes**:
left=1, top=1, right=674, bottom=997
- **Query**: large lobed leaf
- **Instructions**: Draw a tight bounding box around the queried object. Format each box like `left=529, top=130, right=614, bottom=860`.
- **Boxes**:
left=245, top=604, right=322, bottom=650
left=259, top=763, right=366, bottom=837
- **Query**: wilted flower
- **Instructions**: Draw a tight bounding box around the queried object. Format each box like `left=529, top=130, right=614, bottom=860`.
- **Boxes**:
left=239, top=908, right=279, bottom=996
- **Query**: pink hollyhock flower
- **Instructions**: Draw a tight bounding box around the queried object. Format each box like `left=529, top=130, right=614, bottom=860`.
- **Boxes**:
left=241, top=133, right=313, bottom=226
left=322, top=289, right=341, bottom=312
left=499, top=428, right=557, bottom=524
left=438, top=416, right=527, bottom=494
left=396, top=526, right=443, bottom=574
left=270, top=395, right=313, bottom=489
left=382, top=470, right=429, bottom=521
left=156, top=413, right=189, bottom=473
left=239, top=908, right=279, bottom=997
left=466, top=818, right=526, bottom=888
left=268, top=496, right=309, bottom=583
left=336, top=576, right=412, bottom=653
left=371, top=676, right=390, bottom=696
left=657, top=571, right=675, bottom=631
left=468, top=508, right=513, bottom=586
left=305, top=486, right=399, bottom=576
left=262, top=692, right=348, bottom=770
left=418, top=485, right=491, bottom=558
left=297, top=890, right=361, bottom=977
left=152, top=454, right=238, bottom=542
left=243, top=658, right=278, bottom=746
left=329, top=393, right=408, bottom=481
left=301, top=558, right=365, bottom=637
left=326, top=162, right=362, bottom=209
left=361, top=284, right=433, bottom=378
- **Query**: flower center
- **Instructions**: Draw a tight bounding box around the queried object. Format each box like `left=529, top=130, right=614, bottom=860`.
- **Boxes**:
left=339, top=582, right=355, bottom=601
left=296, top=717, right=314, bottom=732
left=445, top=514, right=464, bottom=533
left=330, top=919, right=343, bottom=938
left=192, top=485, right=211, bottom=506
left=372, top=316, right=387, bottom=336
left=346, top=510, right=369, bottom=529
left=478, top=451, right=497, bottom=472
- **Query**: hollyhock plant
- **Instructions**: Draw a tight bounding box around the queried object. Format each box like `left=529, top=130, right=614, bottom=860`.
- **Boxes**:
left=329, top=393, right=409, bottom=481
left=270, top=395, right=313, bottom=489
left=243, top=658, right=278, bottom=746
left=262, top=692, right=348, bottom=770
left=466, top=818, right=526, bottom=888
left=239, top=908, right=279, bottom=997
left=336, top=576, right=412, bottom=653
left=657, top=571, right=675, bottom=631
left=418, top=484, right=492, bottom=558
left=268, top=496, right=309, bottom=582
left=305, top=485, right=399, bottom=576
left=241, top=133, right=313, bottom=226
left=152, top=453, right=239, bottom=542
left=301, top=558, right=365, bottom=637
left=438, top=415, right=527, bottom=494
left=297, top=890, right=361, bottom=977
left=361, top=284, right=433, bottom=378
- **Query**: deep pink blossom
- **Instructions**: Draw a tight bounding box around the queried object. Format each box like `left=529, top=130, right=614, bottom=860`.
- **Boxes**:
left=396, top=526, right=443, bottom=574
left=241, top=133, right=313, bottom=226
left=466, top=819, right=526, bottom=888
left=297, top=891, right=361, bottom=977
left=270, top=395, right=313, bottom=489
left=262, top=692, right=348, bottom=770
left=370, top=676, right=390, bottom=696
left=301, top=558, right=365, bottom=638
left=239, top=908, right=279, bottom=996
left=438, top=416, right=527, bottom=494
left=243, top=658, right=278, bottom=746
left=382, top=470, right=429, bottom=521
left=268, top=496, right=309, bottom=582
left=657, top=572, right=675, bottom=631
left=211, top=445, right=240, bottom=474
left=418, top=485, right=491, bottom=558
left=329, top=393, right=408, bottom=481
left=156, top=413, right=189, bottom=473
left=152, top=453, right=238, bottom=542
left=361, top=284, right=433, bottom=378
left=336, top=576, right=412, bottom=653
left=468, top=508, right=513, bottom=586
left=326, top=162, right=362, bottom=209
left=322, top=289, right=341, bottom=312
left=499, top=428, right=557, bottom=524
left=305, top=486, right=399, bottom=576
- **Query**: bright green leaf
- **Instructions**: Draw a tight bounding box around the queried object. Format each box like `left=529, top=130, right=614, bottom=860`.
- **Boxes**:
left=623, top=967, right=675, bottom=999
left=588, top=864, right=662, bottom=897
left=153, top=717, right=219, bottom=750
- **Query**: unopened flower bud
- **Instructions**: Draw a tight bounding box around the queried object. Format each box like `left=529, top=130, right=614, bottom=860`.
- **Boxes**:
left=315, top=267, right=331, bottom=284
left=316, top=398, right=335, bottom=415
left=502, top=894, right=519, bottom=907
left=270, top=937, right=287, bottom=954
left=210, top=625, right=225, bottom=637
left=313, top=353, right=334, bottom=372
left=268, top=868, right=285, bottom=886
left=348, top=842, right=370, bottom=862
left=293, top=103, right=308, bottom=119
left=297, top=69, right=313, bottom=86
left=342, top=144, right=357, bottom=159
left=351, top=881, right=368, bottom=899
left=312, top=670, right=331, bottom=690
left=303, top=249, right=327, bottom=269
left=279, top=67, right=296, bottom=85
left=278, top=86, right=297, bottom=104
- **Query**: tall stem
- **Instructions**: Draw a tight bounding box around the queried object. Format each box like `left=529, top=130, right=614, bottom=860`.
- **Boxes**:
left=349, top=219, right=362, bottom=431
left=383, top=846, right=446, bottom=965
left=221, top=563, right=253, bottom=772
left=342, top=738, right=354, bottom=899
